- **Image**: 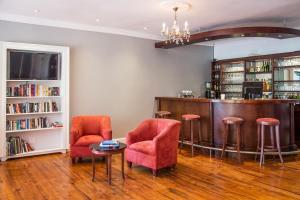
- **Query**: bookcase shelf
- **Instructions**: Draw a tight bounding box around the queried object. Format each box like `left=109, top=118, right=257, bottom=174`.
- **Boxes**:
left=6, top=96, right=62, bottom=99
left=6, top=111, right=63, bottom=116
left=0, top=42, right=70, bottom=161
left=6, top=148, right=66, bottom=159
left=7, top=80, right=61, bottom=82
left=6, top=127, right=63, bottom=134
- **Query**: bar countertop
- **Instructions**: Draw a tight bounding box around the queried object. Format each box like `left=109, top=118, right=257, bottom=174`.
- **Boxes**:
left=155, top=96, right=300, bottom=104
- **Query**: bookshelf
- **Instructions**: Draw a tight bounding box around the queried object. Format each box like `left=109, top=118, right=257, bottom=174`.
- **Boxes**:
left=0, top=42, right=70, bottom=161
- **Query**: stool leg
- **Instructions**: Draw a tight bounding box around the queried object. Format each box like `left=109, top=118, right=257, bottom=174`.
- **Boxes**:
left=255, top=124, right=261, bottom=161
left=275, top=125, right=284, bottom=164
left=221, top=124, right=229, bottom=160
left=198, top=119, right=204, bottom=154
left=237, top=125, right=241, bottom=163
left=270, top=126, right=276, bottom=160
left=198, top=119, right=202, bottom=145
left=191, top=120, right=194, bottom=157
left=260, top=125, right=265, bottom=167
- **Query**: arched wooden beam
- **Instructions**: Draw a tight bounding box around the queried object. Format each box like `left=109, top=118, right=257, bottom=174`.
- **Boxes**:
left=155, top=26, right=300, bottom=49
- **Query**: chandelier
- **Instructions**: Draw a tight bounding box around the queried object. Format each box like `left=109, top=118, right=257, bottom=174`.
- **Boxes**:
left=161, top=6, right=190, bottom=45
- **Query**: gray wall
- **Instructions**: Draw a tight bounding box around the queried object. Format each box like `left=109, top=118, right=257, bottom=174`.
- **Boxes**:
left=0, top=20, right=213, bottom=138
left=214, top=37, right=300, bottom=60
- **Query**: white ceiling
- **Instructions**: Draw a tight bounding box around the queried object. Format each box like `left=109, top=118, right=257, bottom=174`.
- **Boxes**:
left=0, top=0, right=300, bottom=41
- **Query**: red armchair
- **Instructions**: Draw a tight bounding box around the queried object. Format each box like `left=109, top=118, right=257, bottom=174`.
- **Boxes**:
left=125, top=118, right=181, bottom=176
left=70, top=115, right=112, bottom=163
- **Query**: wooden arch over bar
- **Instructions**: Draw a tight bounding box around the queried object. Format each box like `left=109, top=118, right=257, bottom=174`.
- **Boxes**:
left=155, top=26, right=300, bottom=49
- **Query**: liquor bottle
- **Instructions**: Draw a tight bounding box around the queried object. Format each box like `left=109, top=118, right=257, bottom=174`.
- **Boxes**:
left=265, top=61, right=269, bottom=72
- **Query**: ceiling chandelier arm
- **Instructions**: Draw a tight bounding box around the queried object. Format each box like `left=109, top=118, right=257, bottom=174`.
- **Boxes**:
left=173, top=7, right=178, bottom=22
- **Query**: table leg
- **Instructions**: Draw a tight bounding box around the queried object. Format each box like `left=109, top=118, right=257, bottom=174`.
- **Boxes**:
left=92, top=153, right=95, bottom=182
left=105, top=156, right=108, bottom=175
left=121, top=151, right=125, bottom=179
left=107, top=155, right=112, bottom=185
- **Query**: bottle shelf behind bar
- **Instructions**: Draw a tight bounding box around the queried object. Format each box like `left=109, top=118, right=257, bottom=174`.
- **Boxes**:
left=212, top=51, right=300, bottom=99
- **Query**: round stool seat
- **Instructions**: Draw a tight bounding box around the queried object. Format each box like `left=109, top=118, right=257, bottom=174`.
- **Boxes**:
left=223, top=117, right=244, bottom=125
left=155, top=111, right=171, bottom=117
left=256, top=118, right=280, bottom=126
left=182, top=114, right=200, bottom=121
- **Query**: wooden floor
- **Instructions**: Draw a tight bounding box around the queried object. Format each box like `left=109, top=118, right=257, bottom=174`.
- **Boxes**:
left=1, top=150, right=300, bottom=200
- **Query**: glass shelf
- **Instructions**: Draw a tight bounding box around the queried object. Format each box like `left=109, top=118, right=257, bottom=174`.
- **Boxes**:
left=222, top=71, right=244, bottom=73
left=246, top=72, right=272, bottom=74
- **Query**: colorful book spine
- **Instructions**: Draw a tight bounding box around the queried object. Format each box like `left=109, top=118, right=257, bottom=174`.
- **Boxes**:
left=6, top=101, right=59, bottom=114
left=6, top=84, right=60, bottom=97
left=6, top=136, right=34, bottom=156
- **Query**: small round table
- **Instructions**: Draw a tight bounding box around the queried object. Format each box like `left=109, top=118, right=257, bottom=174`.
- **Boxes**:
left=89, top=142, right=127, bottom=185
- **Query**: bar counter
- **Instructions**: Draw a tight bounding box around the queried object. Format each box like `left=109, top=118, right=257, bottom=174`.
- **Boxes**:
left=155, top=97, right=300, bottom=152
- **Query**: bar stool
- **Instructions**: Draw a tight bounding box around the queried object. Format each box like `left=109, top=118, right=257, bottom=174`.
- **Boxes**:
left=155, top=111, right=171, bottom=118
left=221, top=117, right=244, bottom=163
left=180, top=114, right=201, bottom=157
left=256, top=118, right=283, bottom=166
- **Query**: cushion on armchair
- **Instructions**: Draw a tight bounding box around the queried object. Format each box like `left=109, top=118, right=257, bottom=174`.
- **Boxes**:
left=129, top=140, right=155, bottom=155
left=74, top=135, right=103, bottom=146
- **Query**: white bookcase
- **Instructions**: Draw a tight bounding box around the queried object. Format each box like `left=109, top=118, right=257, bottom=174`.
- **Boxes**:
left=0, top=42, right=70, bottom=161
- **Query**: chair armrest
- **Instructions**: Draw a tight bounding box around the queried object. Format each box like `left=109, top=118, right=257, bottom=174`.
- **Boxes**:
left=126, top=130, right=139, bottom=146
left=153, top=123, right=181, bottom=154
left=102, top=129, right=112, bottom=140
left=126, top=121, right=152, bottom=146
left=70, top=127, right=81, bottom=145
left=126, top=128, right=147, bottom=146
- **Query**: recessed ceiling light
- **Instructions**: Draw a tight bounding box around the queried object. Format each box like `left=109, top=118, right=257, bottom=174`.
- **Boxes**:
left=33, top=9, right=39, bottom=13
left=96, top=18, right=101, bottom=23
left=143, top=27, right=148, bottom=30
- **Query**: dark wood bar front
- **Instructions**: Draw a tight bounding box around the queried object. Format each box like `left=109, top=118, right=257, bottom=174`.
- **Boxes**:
left=156, top=97, right=300, bottom=153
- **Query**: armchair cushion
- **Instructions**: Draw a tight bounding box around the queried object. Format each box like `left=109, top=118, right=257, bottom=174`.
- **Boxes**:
left=129, top=140, right=155, bottom=156
left=74, top=135, right=103, bottom=146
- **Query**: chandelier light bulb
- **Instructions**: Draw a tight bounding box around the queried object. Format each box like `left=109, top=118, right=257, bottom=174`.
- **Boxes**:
left=184, top=21, right=188, bottom=30
left=162, top=22, right=166, bottom=32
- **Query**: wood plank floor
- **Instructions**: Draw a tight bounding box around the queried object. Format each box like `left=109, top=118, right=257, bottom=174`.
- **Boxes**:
left=1, top=150, right=300, bottom=200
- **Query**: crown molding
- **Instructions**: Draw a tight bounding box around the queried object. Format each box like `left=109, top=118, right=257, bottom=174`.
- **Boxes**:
left=0, top=13, right=162, bottom=41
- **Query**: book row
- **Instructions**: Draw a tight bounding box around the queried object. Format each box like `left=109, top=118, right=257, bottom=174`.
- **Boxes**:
left=6, top=136, right=34, bottom=156
left=7, top=84, right=60, bottom=97
left=6, top=117, right=50, bottom=131
left=6, top=101, right=59, bottom=114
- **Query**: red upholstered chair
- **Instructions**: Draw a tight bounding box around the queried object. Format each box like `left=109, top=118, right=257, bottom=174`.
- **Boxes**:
left=70, top=115, right=112, bottom=163
left=126, top=118, right=181, bottom=176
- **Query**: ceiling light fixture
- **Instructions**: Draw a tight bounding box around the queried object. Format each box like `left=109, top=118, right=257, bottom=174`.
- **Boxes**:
left=33, top=9, right=39, bottom=13
left=161, top=6, right=190, bottom=45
